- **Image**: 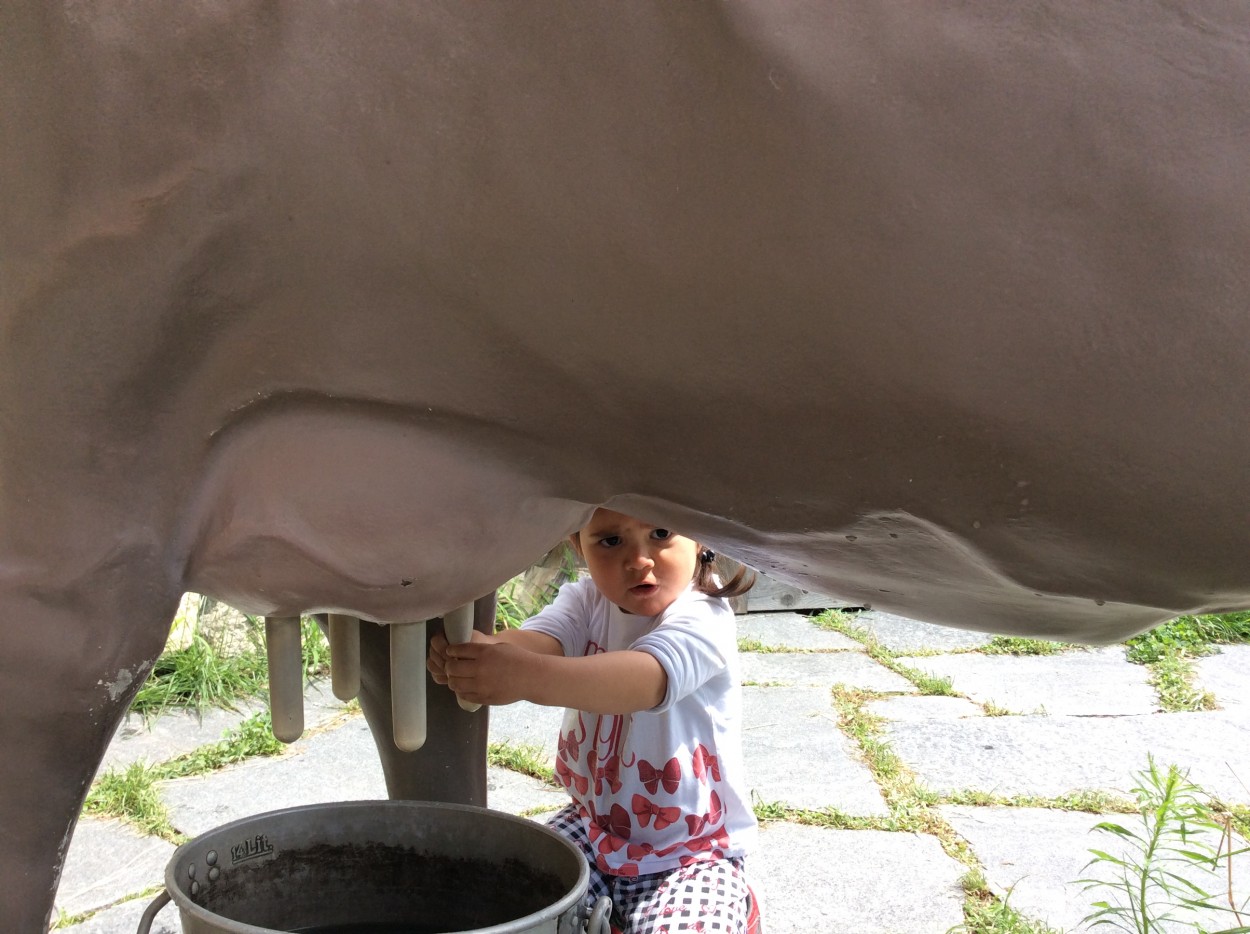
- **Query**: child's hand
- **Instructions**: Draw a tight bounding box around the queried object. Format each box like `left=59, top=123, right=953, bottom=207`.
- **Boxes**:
left=443, top=633, right=534, bottom=706
left=426, top=631, right=452, bottom=684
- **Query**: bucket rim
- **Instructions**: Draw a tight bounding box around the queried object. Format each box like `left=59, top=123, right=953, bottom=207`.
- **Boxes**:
left=163, top=799, right=591, bottom=934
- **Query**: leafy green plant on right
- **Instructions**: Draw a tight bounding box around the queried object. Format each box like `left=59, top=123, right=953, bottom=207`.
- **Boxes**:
left=1124, top=613, right=1250, bottom=665
left=1077, top=756, right=1248, bottom=933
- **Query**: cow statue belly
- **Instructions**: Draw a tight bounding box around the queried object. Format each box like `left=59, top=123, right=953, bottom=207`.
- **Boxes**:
left=3, top=3, right=1249, bottom=929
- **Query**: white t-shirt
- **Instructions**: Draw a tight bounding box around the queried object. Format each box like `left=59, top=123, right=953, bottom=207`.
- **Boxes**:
left=522, top=578, right=757, bottom=877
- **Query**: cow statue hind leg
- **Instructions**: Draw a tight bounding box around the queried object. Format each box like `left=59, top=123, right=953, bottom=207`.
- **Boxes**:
left=0, top=542, right=181, bottom=933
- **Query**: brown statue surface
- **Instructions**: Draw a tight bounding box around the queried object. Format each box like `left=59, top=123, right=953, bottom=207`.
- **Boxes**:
left=3, top=3, right=1249, bottom=929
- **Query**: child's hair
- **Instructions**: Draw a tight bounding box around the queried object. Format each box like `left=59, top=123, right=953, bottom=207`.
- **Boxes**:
left=693, top=549, right=756, bottom=599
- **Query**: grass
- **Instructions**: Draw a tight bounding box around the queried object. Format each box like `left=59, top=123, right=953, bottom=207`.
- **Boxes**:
left=736, top=636, right=796, bottom=654
left=814, top=610, right=959, bottom=696
left=132, top=614, right=330, bottom=717
left=158, top=710, right=286, bottom=777
left=829, top=686, right=957, bottom=837
left=1147, top=648, right=1217, bottom=712
left=130, top=633, right=267, bottom=715
left=818, top=606, right=1250, bottom=716
left=1125, top=612, right=1250, bottom=665
left=83, top=711, right=288, bottom=840
left=812, top=608, right=870, bottom=640
left=1122, top=612, right=1250, bottom=713
left=495, top=548, right=577, bottom=629
left=942, top=788, right=1137, bottom=813
left=982, top=636, right=1074, bottom=656
left=487, top=741, right=558, bottom=786
left=82, top=762, right=174, bottom=838
left=982, top=700, right=1017, bottom=717
left=950, top=869, right=1063, bottom=934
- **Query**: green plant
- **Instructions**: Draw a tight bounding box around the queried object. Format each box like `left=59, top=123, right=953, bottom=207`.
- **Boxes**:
left=130, top=634, right=268, bottom=716
left=948, top=869, right=1061, bottom=934
left=1078, top=756, right=1248, bottom=933
left=982, top=637, right=1071, bottom=656
left=1147, top=648, right=1217, bottom=713
left=736, top=636, right=792, bottom=654
left=890, top=662, right=957, bottom=696
left=82, top=762, right=175, bottom=838
left=495, top=548, right=577, bottom=629
left=812, top=608, right=870, bottom=640
left=83, top=711, right=289, bottom=839
left=1125, top=613, right=1250, bottom=665
left=158, top=711, right=285, bottom=778
left=132, top=610, right=334, bottom=717
left=300, top=615, right=331, bottom=676
left=487, top=741, right=558, bottom=785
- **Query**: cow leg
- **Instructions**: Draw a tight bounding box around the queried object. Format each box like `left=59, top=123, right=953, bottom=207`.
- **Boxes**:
left=355, top=594, right=495, bottom=805
left=0, top=556, right=178, bottom=933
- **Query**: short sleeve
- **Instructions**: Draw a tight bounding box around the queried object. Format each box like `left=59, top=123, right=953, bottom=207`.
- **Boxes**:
left=520, top=578, right=594, bottom=658
left=631, top=595, right=736, bottom=712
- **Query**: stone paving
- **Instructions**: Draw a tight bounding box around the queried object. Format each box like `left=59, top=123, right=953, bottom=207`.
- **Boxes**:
left=56, top=610, right=1250, bottom=934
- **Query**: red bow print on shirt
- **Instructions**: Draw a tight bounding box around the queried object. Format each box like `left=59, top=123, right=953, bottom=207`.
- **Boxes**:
left=626, top=841, right=655, bottom=861
left=586, top=748, right=623, bottom=795
left=555, top=758, right=588, bottom=796
left=631, top=794, right=681, bottom=831
left=591, top=802, right=632, bottom=842
left=595, top=754, right=624, bottom=795
left=684, top=827, right=730, bottom=854
left=685, top=790, right=724, bottom=837
left=557, top=728, right=580, bottom=762
left=638, top=756, right=681, bottom=795
left=691, top=743, right=721, bottom=783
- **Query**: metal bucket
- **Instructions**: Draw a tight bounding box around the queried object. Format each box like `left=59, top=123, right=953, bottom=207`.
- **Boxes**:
left=136, top=801, right=611, bottom=934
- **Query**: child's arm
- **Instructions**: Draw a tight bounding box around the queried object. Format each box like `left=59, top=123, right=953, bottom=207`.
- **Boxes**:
left=442, top=636, right=667, bottom=714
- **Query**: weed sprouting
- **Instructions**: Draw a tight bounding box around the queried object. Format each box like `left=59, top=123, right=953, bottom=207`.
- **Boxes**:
left=1077, top=756, right=1248, bottom=933
left=487, top=741, right=558, bottom=785
left=982, top=637, right=1073, bottom=656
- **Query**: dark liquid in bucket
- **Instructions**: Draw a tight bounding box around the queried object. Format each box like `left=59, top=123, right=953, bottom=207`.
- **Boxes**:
left=200, top=843, right=569, bottom=934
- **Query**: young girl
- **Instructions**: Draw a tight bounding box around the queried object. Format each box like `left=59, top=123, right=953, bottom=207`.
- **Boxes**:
left=428, top=508, right=759, bottom=933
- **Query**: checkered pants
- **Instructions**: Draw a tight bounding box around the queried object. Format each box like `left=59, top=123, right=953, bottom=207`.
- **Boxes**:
left=545, top=804, right=753, bottom=934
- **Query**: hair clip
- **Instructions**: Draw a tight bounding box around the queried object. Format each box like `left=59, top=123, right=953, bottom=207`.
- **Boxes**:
left=700, top=549, right=715, bottom=564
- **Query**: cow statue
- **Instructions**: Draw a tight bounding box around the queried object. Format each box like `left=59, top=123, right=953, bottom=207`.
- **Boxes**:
left=3, top=3, right=1249, bottom=930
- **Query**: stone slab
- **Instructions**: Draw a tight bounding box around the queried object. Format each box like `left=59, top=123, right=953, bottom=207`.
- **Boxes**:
left=98, top=678, right=352, bottom=777
left=851, top=610, right=995, bottom=653
left=893, top=647, right=1157, bottom=716
left=54, top=818, right=175, bottom=919
left=100, top=706, right=253, bottom=778
left=59, top=896, right=182, bottom=934
left=887, top=712, right=1250, bottom=802
left=159, top=716, right=388, bottom=837
left=942, top=805, right=1246, bottom=933
left=1194, top=644, right=1250, bottom=713
left=736, top=612, right=859, bottom=650
left=866, top=695, right=984, bottom=721
left=742, top=686, right=888, bottom=815
left=740, top=651, right=918, bottom=693
left=486, top=766, right=568, bottom=817
left=487, top=699, right=565, bottom=763
left=753, top=822, right=966, bottom=933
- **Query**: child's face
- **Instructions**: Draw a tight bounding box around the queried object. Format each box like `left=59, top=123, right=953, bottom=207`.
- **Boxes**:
left=573, top=508, right=700, bottom=616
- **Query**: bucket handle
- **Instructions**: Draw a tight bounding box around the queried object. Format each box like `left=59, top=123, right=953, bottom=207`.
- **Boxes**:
left=585, top=895, right=613, bottom=934
left=135, top=888, right=172, bottom=934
